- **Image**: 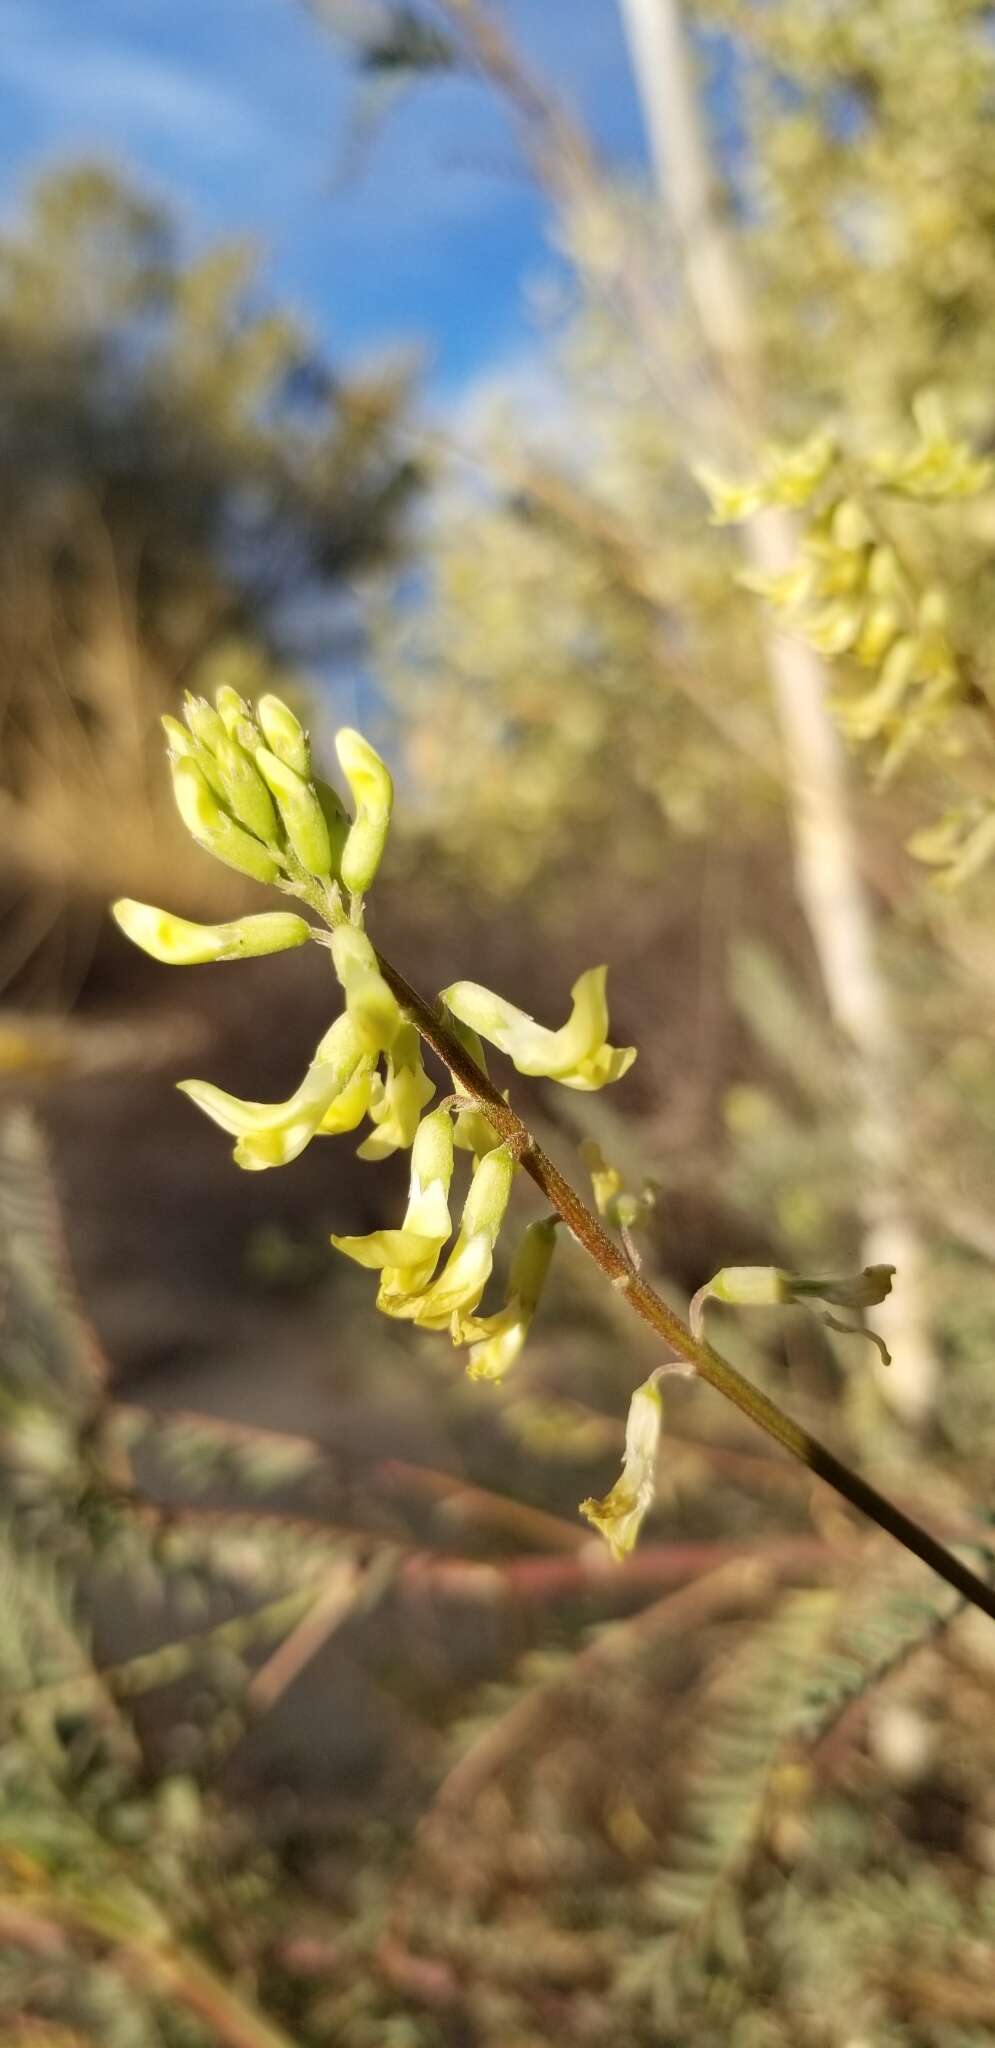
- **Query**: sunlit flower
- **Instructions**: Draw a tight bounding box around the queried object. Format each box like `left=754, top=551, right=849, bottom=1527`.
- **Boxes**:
left=456, top=1216, right=557, bottom=1381
left=330, top=925, right=402, bottom=1055
left=112, top=901, right=312, bottom=966
left=441, top=966, right=635, bottom=1092
left=332, top=1107, right=455, bottom=1294
left=379, top=1142, right=516, bottom=1329
left=179, top=1014, right=366, bottom=1172
left=356, top=1024, right=435, bottom=1160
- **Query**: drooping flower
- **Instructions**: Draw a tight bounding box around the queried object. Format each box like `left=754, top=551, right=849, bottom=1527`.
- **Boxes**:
left=440, top=967, right=635, bottom=1092
left=580, top=1371, right=664, bottom=1559
left=356, top=1024, right=435, bottom=1160
left=178, top=1014, right=366, bottom=1171
left=379, top=1141, right=516, bottom=1329
left=689, top=1263, right=896, bottom=1365
left=456, top=1216, right=557, bottom=1382
left=332, top=1106, right=455, bottom=1297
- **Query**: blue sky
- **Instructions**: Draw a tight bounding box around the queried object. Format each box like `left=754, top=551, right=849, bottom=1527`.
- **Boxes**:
left=0, top=0, right=652, bottom=399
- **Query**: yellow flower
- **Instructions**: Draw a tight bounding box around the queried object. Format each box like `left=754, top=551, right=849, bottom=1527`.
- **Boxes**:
left=356, top=1024, right=435, bottom=1161
left=440, top=967, right=635, bottom=1092
left=330, top=925, right=402, bottom=1055
left=379, top=1142, right=516, bottom=1329
left=112, top=901, right=312, bottom=966
left=456, top=1217, right=557, bottom=1382
left=178, top=1014, right=365, bottom=1171
left=335, top=727, right=394, bottom=896
left=580, top=1372, right=664, bottom=1560
left=332, top=1107, right=455, bottom=1295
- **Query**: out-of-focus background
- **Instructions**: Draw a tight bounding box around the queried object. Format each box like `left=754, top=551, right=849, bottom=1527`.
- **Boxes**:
left=4, top=4, right=995, bottom=2043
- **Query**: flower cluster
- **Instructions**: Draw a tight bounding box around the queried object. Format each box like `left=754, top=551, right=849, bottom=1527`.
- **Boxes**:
left=112, top=685, right=640, bottom=1529
left=698, top=397, right=995, bottom=876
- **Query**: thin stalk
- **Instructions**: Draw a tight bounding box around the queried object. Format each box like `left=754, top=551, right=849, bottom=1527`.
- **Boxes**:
left=368, top=943, right=995, bottom=1625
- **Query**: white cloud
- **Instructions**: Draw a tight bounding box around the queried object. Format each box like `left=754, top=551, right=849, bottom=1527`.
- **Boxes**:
left=0, top=11, right=268, bottom=164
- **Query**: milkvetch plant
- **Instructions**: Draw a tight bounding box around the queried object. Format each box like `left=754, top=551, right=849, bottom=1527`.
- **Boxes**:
left=112, top=683, right=995, bottom=1621
left=697, top=396, right=995, bottom=885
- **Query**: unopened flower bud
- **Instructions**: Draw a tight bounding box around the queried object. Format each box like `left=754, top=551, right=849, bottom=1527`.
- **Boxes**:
left=257, top=693, right=311, bottom=777
left=169, top=757, right=281, bottom=883
left=313, top=779, right=350, bottom=879
left=183, top=693, right=228, bottom=756
left=215, top=685, right=252, bottom=737
left=113, top=900, right=312, bottom=965
left=255, top=746, right=332, bottom=879
left=213, top=733, right=279, bottom=843
left=335, top=728, right=394, bottom=895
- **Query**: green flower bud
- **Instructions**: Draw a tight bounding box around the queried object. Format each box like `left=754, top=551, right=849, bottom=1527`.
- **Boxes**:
left=162, top=715, right=229, bottom=800
left=257, top=693, right=311, bottom=777
left=255, top=745, right=332, bottom=879
left=330, top=924, right=401, bottom=1053
left=580, top=1371, right=664, bottom=1559
left=335, top=728, right=394, bottom=895
left=183, top=693, right=228, bottom=755
left=162, top=714, right=197, bottom=759
left=460, top=1141, right=516, bottom=1242
left=112, top=900, right=312, bottom=965
left=213, top=733, right=279, bottom=843
left=314, top=778, right=350, bottom=879
left=696, top=465, right=767, bottom=526
left=215, top=685, right=252, bottom=737
left=169, top=757, right=280, bottom=883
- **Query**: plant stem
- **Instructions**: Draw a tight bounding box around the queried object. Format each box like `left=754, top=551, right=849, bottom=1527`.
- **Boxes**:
left=372, top=948, right=995, bottom=1624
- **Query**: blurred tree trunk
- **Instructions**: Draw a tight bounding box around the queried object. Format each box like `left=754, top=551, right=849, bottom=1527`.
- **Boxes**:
left=619, top=0, right=935, bottom=1426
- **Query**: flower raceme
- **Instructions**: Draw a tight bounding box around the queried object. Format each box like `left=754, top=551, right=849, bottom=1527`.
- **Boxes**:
left=110, top=681, right=645, bottom=1554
